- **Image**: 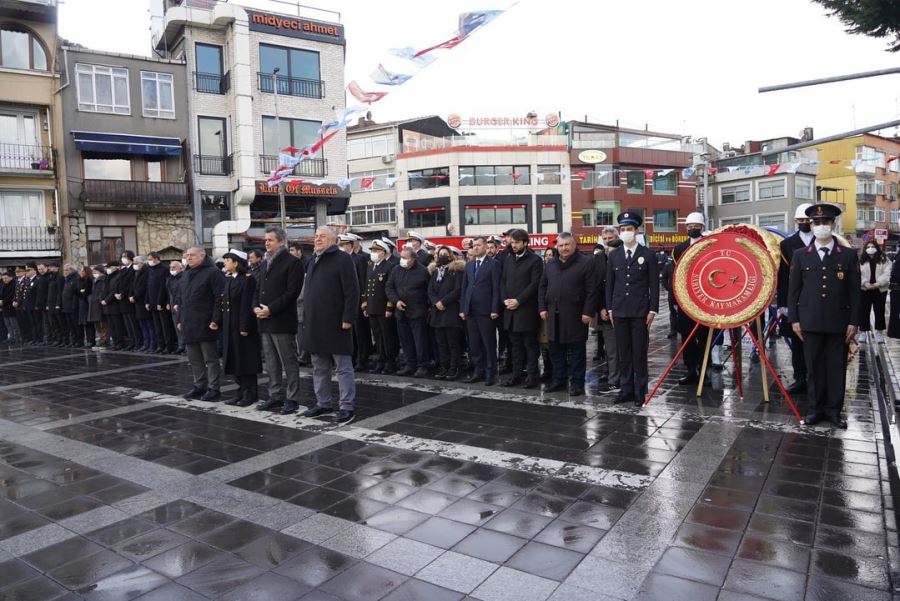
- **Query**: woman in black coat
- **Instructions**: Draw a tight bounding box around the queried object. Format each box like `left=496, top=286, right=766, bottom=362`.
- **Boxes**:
left=77, top=267, right=93, bottom=347
left=212, top=250, right=262, bottom=406
left=428, top=246, right=465, bottom=380
left=88, top=267, right=106, bottom=347
left=130, top=258, right=154, bottom=351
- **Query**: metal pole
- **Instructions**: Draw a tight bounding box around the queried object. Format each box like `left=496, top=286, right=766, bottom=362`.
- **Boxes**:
left=761, top=118, right=900, bottom=157
left=759, top=66, right=900, bottom=93
left=273, top=67, right=287, bottom=234
left=702, top=163, right=709, bottom=226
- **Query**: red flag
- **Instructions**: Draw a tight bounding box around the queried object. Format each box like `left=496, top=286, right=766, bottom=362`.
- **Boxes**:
left=433, top=173, right=449, bottom=180
left=360, top=176, right=375, bottom=189
left=574, top=170, right=589, bottom=179
left=414, top=36, right=463, bottom=57
left=767, top=164, right=780, bottom=176
left=308, top=130, right=338, bottom=155
left=511, top=172, right=522, bottom=182
left=644, top=169, right=655, bottom=179
left=707, top=167, right=718, bottom=175
left=347, top=81, right=388, bottom=104
left=829, top=159, right=842, bottom=164
left=887, top=155, right=899, bottom=164
left=281, top=146, right=301, bottom=154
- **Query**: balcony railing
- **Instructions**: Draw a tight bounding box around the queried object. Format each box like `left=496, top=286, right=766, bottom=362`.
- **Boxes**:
left=0, top=144, right=54, bottom=172
left=856, top=219, right=876, bottom=231
left=857, top=193, right=877, bottom=204
left=194, top=154, right=233, bottom=176
left=257, top=72, right=324, bottom=99
left=194, top=70, right=230, bottom=95
left=82, top=179, right=190, bottom=208
left=0, top=226, right=59, bottom=252
left=260, top=155, right=327, bottom=178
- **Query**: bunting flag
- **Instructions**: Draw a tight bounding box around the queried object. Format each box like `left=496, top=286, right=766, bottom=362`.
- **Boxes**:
left=307, top=130, right=338, bottom=155
left=643, top=169, right=655, bottom=179
left=347, top=80, right=388, bottom=104
left=370, top=63, right=413, bottom=86
left=785, top=163, right=801, bottom=174
left=726, top=166, right=740, bottom=173
left=708, top=167, right=718, bottom=174
left=266, top=165, right=294, bottom=187
left=281, top=146, right=301, bottom=154
left=278, top=153, right=300, bottom=169
left=888, top=155, right=899, bottom=164
left=767, top=164, right=781, bottom=176
left=360, top=176, right=376, bottom=190
left=657, top=169, right=674, bottom=176
left=336, top=178, right=352, bottom=189
left=413, top=36, right=464, bottom=57
left=387, top=46, right=438, bottom=68
left=511, top=172, right=523, bottom=182
left=681, top=167, right=696, bottom=178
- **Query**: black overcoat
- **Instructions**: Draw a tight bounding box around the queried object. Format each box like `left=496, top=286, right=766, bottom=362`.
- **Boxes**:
left=131, top=267, right=150, bottom=320
left=386, top=262, right=430, bottom=320
left=538, top=252, right=598, bottom=344
left=427, top=259, right=464, bottom=328
left=500, top=249, right=543, bottom=333
left=61, top=273, right=79, bottom=313
left=300, top=245, right=359, bottom=356
left=178, top=256, right=226, bottom=344
left=213, top=274, right=262, bottom=376
left=89, top=275, right=106, bottom=322
left=255, top=248, right=304, bottom=334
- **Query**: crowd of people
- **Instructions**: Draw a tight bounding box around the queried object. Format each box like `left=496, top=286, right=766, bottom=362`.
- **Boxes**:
left=1, top=202, right=897, bottom=428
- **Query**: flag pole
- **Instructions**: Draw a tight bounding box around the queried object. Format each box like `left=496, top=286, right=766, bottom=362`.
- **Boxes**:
left=273, top=66, right=287, bottom=234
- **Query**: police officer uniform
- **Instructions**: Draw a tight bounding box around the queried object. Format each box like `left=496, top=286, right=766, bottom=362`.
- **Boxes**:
left=365, top=239, right=400, bottom=373
left=787, top=203, right=860, bottom=428
left=777, top=203, right=814, bottom=393
left=671, top=212, right=709, bottom=384
left=606, top=212, right=659, bottom=406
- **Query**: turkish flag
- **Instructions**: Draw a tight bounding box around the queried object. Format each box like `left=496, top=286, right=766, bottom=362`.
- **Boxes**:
left=708, top=167, right=718, bottom=175
left=644, top=169, right=655, bottom=179
left=347, top=81, right=388, bottom=104
left=308, top=130, right=338, bottom=155
left=767, top=164, right=780, bottom=176
left=281, top=146, right=301, bottom=154
left=360, top=177, right=375, bottom=189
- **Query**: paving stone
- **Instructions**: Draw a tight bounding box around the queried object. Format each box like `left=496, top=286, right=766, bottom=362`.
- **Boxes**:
left=416, top=551, right=498, bottom=594
left=473, top=566, right=559, bottom=601
left=366, top=537, right=444, bottom=575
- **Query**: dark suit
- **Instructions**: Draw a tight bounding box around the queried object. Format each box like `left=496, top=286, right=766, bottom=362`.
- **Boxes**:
left=500, top=249, right=543, bottom=377
left=31, top=273, right=47, bottom=343
left=461, top=256, right=501, bottom=378
left=788, top=241, right=861, bottom=420
left=366, top=258, right=399, bottom=370
left=778, top=231, right=813, bottom=384
left=672, top=239, right=709, bottom=378
left=15, top=277, right=32, bottom=341
left=606, top=244, right=660, bottom=402
left=386, top=262, right=431, bottom=369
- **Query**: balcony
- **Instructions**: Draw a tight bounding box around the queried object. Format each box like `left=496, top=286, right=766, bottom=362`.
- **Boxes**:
left=194, top=71, right=230, bottom=95
left=0, top=0, right=57, bottom=21
left=857, top=193, right=877, bottom=204
left=260, top=155, right=327, bottom=178
left=856, top=219, right=876, bottom=231
left=194, top=154, right=233, bottom=176
left=0, top=226, right=59, bottom=253
left=257, top=72, right=324, bottom=99
left=82, top=180, right=190, bottom=209
left=0, top=144, right=54, bottom=173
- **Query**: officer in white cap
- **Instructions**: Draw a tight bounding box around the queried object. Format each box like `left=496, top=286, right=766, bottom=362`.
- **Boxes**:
left=776, top=202, right=814, bottom=394
left=406, top=232, right=432, bottom=266
left=671, top=211, right=708, bottom=385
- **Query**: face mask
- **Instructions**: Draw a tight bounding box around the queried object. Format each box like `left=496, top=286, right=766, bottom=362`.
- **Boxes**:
left=688, top=228, right=702, bottom=239
left=437, top=255, right=451, bottom=265
left=813, top=224, right=832, bottom=240
left=132, top=264, right=141, bottom=271
left=620, top=231, right=636, bottom=244
left=798, top=223, right=811, bottom=233
left=180, top=258, right=188, bottom=267
left=866, top=247, right=877, bottom=256
left=105, top=268, right=114, bottom=275
left=372, top=251, right=384, bottom=263
left=399, top=258, right=409, bottom=268
left=169, top=270, right=178, bottom=277
left=92, top=273, right=101, bottom=279
left=121, top=258, right=131, bottom=266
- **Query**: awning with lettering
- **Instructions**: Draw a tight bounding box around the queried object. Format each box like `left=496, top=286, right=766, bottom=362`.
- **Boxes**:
left=71, top=131, right=183, bottom=156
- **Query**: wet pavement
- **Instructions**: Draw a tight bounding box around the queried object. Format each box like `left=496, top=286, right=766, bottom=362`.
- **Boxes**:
left=0, top=295, right=898, bottom=600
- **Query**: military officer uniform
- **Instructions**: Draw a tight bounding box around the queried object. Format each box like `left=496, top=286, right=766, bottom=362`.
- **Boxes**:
left=606, top=212, right=660, bottom=406
left=365, top=239, right=400, bottom=373
left=777, top=203, right=814, bottom=393
left=787, top=203, right=860, bottom=428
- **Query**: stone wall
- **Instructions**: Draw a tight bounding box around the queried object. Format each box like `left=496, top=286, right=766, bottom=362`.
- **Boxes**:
left=67, top=209, right=87, bottom=265
left=137, top=210, right=197, bottom=255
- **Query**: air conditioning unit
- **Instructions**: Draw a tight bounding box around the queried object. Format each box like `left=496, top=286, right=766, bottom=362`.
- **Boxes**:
left=382, top=154, right=395, bottom=164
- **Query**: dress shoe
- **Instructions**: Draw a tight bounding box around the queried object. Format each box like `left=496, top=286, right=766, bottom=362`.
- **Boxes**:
left=182, top=387, right=206, bottom=400
left=502, top=376, right=523, bottom=387
left=381, top=363, right=396, bottom=375
left=523, top=375, right=538, bottom=389
left=413, top=367, right=430, bottom=378
left=463, top=373, right=484, bottom=384
left=678, top=374, right=699, bottom=386
left=633, top=398, right=644, bottom=407
left=613, top=395, right=633, bottom=405
left=569, top=387, right=585, bottom=397
left=200, top=389, right=221, bottom=402
left=544, top=382, right=567, bottom=393
left=828, top=416, right=848, bottom=429
left=444, top=368, right=460, bottom=381
left=485, top=375, right=497, bottom=386
left=786, top=381, right=807, bottom=394
left=433, top=368, right=447, bottom=380
left=280, top=401, right=299, bottom=415
left=334, top=410, right=355, bottom=425
left=370, top=363, right=384, bottom=374
left=224, top=396, right=242, bottom=406
left=236, top=398, right=255, bottom=407
left=256, top=398, right=282, bottom=412
left=395, top=366, right=415, bottom=377
left=302, top=406, right=334, bottom=418
left=801, top=413, right=823, bottom=426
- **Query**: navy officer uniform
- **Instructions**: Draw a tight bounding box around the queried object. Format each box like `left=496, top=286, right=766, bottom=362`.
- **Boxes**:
left=787, top=203, right=860, bottom=428
left=605, top=212, right=659, bottom=406
left=364, top=239, right=400, bottom=374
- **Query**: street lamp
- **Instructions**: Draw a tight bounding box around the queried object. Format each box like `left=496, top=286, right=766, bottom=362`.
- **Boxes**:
left=273, top=66, right=287, bottom=234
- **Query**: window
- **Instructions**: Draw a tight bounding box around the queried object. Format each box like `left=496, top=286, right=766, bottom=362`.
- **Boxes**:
left=891, top=157, right=900, bottom=174
left=757, top=213, right=786, bottom=230
left=259, top=44, right=321, bottom=97
left=721, top=183, right=751, bottom=204
left=652, top=209, right=677, bottom=232
left=0, top=111, right=39, bottom=168
left=406, top=207, right=447, bottom=228
left=348, top=203, right=397, bottom=226
left=593, top=165, right=618, bottom=188
left=201, top=192, right=230, bottom=243
left=0, top=29, right=47, bottom=71
left=594, top=201, right=619, bottom=226
left=0, top=190, right=43, bottom=226
left=626, top=170, right=645, bottom=193
left=541, top=203, right=557, bottom=224
left=875, top=180, right=885, bottom=195
left=758, top=179, right=786, bottom=200
left=856, top=145, right=878, bottom=166
left=350, top=169, right=394, bottom=192
left=141, top=72, right=175, bottom=119
left=348, top=134, right=395, bottom=160
left=720, top=217, right=748, bottom=228
left=891, top=209, right=900, bottom=223
left=537, top=165, right=561, bottom=185
left=87, top=225, right=137, bottom=265
left=83, top=157, right=132, bottom=180
left=409, top=167, right=449, bottom=190
left=857, top=179, right=877, bottom=195
left=652, top=171, right=677, bottom=195
left=581, top=209, right=594, bottom=227
left=459, top=165, right=529, bottom=186
left=889, top=183, right=899, bottom=200
left=146, top=160, right=162, bottom=182
left=874, top=206, right=885, bottom=222
left=76, top=64, right=130, bottom=114
left=195, top=43, right=224, bottom=94
left=464, top=205, right=527, bottom=225
left=198, top=116, right=227, bottom=158
left=262, top=116, right=321, bottom=156
left=795, top=177, right=813, bottom=200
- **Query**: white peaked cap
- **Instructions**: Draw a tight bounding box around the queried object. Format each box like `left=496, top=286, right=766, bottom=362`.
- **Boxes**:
left=685, top=212, right=705, bottom=225
left=794, top=203, right=813, bottom=219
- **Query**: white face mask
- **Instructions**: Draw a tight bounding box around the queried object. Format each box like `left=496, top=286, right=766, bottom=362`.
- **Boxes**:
left=813, top=224, right=832, bottom=240
left=132, top=264, right=141, bottom=271
left=180, top=258, right=188, bottom=267
left=399, top=258, right=409, bottom=268
left=169, top=270, right=178, bottom=277
left=372, top=251, right=384, bottom=263
left=620, top=231, right=636, bottom=245
left=121, top=258, right=131, bottom=266
left=866, top=247, right=877, bottom=255
left=105, top=268, right=114, bottom=275
left=92, top=273, right=101, bottom=280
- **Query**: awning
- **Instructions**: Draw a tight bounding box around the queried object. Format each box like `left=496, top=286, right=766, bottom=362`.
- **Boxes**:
left=72, top=131, right=182, bottom=156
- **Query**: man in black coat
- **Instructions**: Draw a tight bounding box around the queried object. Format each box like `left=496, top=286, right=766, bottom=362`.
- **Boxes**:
left=500, top=229, right=543, bottom=388
left=364, top=239, right=399, bottom=374
left=777, top=203, right=814, bottom=394
left=178, top=247, right=226, bottom=401
left=60, top=264, right=80, bottom=346
left=145, top=252, right=169, bottom=353
left=102, top=262, right=126, bottom=349
left=255, top=228, right=304, bottom=414
left=671, top=212, right=709, bottom=385
left=300, top=226, right=360, bottom=425
left=788, top=203, right=860, bottom=429
left=0, top=269, right=18, bottom=343
left=606, top=213, right=659, bottom=406
left=386, top=246, right=431, bottom=377
left=45, top=262, right=64, bottom=345
left=13, top=267, right=31, bottom=342
left=118, top=251, right=141, bottom=350
left=340, top=233, right=374, bottom=371
left=30, top=263, right=48, bottom=344
left=539, top=232, right=598, bottom=396
left=165, top=261, right=185, bottom=353
left=460, top=236, right=502, bottom=385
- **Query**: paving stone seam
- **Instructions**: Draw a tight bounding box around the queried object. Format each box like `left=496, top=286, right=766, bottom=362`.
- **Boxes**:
left=0, top=357, right=185, bottom=391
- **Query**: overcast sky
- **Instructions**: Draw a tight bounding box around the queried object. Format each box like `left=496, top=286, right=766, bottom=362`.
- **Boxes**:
left=58, top=0, right=900, bottom=147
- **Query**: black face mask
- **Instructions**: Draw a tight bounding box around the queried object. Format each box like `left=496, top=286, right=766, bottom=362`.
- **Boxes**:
left=437, top=255, right=451, bottom=266
left=798, top=223, right=811, bottom=233
left=687, top=228, right=702, bottom=239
